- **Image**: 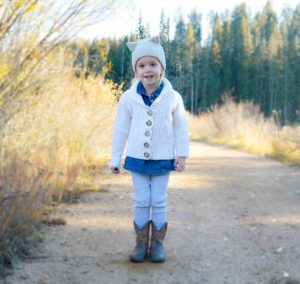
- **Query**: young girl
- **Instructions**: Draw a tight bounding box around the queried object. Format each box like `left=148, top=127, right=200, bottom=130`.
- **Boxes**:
left=109, top=37, right=189, bottom=263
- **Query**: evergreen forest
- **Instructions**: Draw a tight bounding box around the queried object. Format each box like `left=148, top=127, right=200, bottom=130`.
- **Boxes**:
left=73, top=1, right=300, bottom=124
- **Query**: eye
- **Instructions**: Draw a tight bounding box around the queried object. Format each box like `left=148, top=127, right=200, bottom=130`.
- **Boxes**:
left=138, top=63, right=145, bottom=68
left=151, top=63, right=157, bottom=67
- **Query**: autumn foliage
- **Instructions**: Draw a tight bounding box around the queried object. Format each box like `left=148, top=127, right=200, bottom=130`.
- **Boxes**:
left=0, top=0, right=122, bottom=276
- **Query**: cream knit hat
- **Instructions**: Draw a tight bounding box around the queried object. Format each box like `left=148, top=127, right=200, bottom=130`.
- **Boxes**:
left=126, top=37, right=166, bottom=71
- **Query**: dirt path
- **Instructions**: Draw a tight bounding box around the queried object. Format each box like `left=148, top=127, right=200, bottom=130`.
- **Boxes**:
left=3, top=142, right=300, bottom=284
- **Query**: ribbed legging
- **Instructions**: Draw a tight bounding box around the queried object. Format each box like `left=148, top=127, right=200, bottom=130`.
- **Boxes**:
left=131, top=172, right=169, bottom=229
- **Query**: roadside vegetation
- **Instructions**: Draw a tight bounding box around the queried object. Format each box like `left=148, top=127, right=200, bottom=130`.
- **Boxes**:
left=0, top=0, right=123, bottom=277
left=0, top=54, right=119, bottom=276
left=188, top=96, right=300, bottom=165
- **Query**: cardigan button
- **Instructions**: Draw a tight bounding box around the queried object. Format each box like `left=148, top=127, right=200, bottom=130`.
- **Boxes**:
left=145, top=131, right=151, bottom=137
left=146, top=120, right=152, bottom=126
left=144, top=142, right=150, bottom=148
left=144, top=152, right=150, bottom=158
left=147, top=110, right=153, bottom=116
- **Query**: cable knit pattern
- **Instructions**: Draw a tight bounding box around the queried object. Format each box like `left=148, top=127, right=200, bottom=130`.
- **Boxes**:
left=109, top=78, right=189, bottom=168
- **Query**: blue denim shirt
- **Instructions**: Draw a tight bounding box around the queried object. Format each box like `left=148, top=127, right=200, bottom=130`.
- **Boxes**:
left=138, top=81, right=164, bottom=107
left=124, top=81, right=175, bottom=175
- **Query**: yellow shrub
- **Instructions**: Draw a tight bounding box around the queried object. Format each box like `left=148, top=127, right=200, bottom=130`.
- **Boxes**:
left=188, top=96, right=300, bottom=165
left=272, top=139, right=300, bottom=164
left=0, top=66, right=120, bottom=272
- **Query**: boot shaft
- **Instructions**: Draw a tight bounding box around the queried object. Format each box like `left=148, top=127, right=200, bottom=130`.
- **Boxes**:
left=150, top=222, right=168, bottom=263
left=130, top=221, right=151, bottom=262
left=134, top=221, right=151, bottom=244
left=151, top=222, right=167, bottom=245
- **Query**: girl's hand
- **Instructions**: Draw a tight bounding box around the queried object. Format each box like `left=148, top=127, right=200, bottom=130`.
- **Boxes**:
left=174, top=157, right=186, bottom=172
left=111, top=167, right=120, bottom=174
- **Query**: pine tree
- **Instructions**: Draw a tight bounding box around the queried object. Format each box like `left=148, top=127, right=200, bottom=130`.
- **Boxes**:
left=260, top=1, right=280, bottom=115
left=251, top=13, right=264, bottom=105
left=209, top=13, right=222, bottom=104
left=136, top=12, right=149, bottom=39
left=172, top=14, right=187, bottom=100
left=184, top=23, right=196, bottom=111
left=278, top=16, right=290, bottom=124
left=220, top=11, right=232, bottom=95
left=289, top=6, right=300, bottom=122
left=231, top=3, right=252, bottom=101
left=188, top=11, right=202, bottom=112
left=159, top=10, right=171, bottom=78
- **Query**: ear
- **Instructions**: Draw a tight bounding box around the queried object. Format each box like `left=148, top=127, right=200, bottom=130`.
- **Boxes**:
left=150, top=36, right=160, bottom=44
left=126, top=42, right=137, bottom=51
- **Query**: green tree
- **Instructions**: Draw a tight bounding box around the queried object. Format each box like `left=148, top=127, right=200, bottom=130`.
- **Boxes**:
left=220, top=11, right=232, bottom=94
left=231, top=3, right=253, bottom=101
left=288, top=6, right=300, bottom=122
left=159, top=9, right=171, bottom=79
left=208, top=13, right=222, bottom=104
left=136, top=12, right=150, bottom=39
left=188, top=10, right=202, bottom=112
left=184, top=23, right=196, bottom=111
left=260, top=1, right=280, bottom=114
left=171, top=14, right=187, bottom=96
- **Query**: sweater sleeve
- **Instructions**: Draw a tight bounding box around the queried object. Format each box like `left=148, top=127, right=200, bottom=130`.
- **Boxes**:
left=173, top=94, right=190, bottom=158
left=109, top=94, right=131, bottom=168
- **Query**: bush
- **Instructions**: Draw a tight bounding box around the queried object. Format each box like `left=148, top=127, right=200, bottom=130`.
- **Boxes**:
left=188, top=96, right=300, bottom=165
left=0, top=69, right=119, bottom=275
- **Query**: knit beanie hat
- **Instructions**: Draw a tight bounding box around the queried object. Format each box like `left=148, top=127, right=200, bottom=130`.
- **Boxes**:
left=126, top=37, right=166, bottom=71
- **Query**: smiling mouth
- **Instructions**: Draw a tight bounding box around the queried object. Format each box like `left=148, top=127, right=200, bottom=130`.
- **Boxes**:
left=144, top=75, right=154, bottom=79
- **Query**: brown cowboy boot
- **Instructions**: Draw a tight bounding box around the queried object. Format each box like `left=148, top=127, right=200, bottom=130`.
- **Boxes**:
left=149, top=222, right=167, bottom=263
left=130, top=221, right=151, bottom=262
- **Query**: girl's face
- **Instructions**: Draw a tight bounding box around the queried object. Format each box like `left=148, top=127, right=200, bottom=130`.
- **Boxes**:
left=135, top=56, right=163, bottom=90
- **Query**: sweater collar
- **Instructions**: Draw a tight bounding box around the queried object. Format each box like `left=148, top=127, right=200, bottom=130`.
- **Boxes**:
left=127, top=78, right=173, bottom=107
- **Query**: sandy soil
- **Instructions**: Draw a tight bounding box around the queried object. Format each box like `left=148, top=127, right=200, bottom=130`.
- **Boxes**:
left=3, top=142, right=300, bottom=284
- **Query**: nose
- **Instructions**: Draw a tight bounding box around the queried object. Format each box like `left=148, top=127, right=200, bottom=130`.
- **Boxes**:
left=145, top=65, right=151, bottom=71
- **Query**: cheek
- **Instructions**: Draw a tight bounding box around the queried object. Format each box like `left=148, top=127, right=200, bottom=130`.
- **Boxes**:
left=135, top=70, right=143, bottom=77
left=156, top=67, right=163, bottom=74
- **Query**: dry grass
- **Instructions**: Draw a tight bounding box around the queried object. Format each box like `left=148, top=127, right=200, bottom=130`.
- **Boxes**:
left=0, top=157, right=51, bottom=270
left=271, top=126, right=300, bottom=164
left=188, top=96, right=300, bottom=165
left=0, top=53, right=119, bottom=275
left=0, top=1, right=123, bottom=276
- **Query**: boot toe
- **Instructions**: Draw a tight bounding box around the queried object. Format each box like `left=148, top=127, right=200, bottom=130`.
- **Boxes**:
left=130, top=255, right=146, bottom=262
left=130, top=247, right=148, bottom=262
left=150, top=255, right=165, bottom=263
left=150, top=243, right=165, bottom=262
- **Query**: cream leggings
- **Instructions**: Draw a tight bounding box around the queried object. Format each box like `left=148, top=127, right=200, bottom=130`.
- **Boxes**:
left=131, top=172, right=170, bottom=230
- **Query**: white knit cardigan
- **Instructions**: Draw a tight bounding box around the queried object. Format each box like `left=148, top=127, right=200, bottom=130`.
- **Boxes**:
left=109, top=78, right=189, bottom=168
